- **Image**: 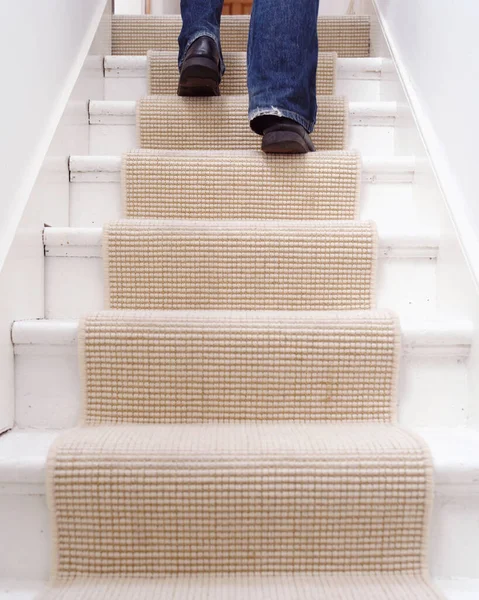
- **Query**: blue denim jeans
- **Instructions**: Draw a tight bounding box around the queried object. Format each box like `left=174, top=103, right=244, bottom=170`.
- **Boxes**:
left=178, top=0, right=320, bottom=133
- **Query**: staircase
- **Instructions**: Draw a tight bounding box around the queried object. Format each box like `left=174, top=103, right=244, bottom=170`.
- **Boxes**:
left=1, top=7, right=479, bottom=599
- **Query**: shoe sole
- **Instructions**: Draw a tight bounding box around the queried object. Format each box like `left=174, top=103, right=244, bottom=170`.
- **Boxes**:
left=178, top=57, right=220, bottom=97
left=262, top=130, right=315, bottom=154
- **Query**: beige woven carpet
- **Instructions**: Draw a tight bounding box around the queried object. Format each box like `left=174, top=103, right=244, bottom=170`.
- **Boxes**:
left=112, top=14, right=370, bottom=57
left=41, top=10, right=443, bottom=598
left=137, top=95, right=348, bottom=151
left=79, top=310, right=400, bottom=425
left=148, top=50, right=337, bottom=96
left=46, top=424, right=433, bottom=576
left=122, top=149, right=361, bottom=220
left=103, top=219, right=377, bottom=310
left=42, top=574, right=442, bottom=599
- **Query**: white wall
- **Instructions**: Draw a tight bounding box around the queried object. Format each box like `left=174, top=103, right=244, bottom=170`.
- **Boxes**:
left=0, top=0, right=109, bottom=431
left=0, top=0, right=108, bottom=272
left=372, top=0, right=479, bottom=425
left=374, top=0, right=479, bottom=285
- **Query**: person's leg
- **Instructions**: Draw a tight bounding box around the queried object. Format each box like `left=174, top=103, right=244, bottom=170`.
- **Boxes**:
left=178, top=0, right=225, bottom=75
left=247, top=0, right=320, bottom=150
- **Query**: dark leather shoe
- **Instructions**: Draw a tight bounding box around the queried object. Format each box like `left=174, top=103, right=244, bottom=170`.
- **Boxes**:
left=178, top=36, right=221, bottom=97
left=261, top=117, right=316, bottom=154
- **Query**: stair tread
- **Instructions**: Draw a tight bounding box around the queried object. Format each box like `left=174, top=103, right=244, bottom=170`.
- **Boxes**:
left=1, top=426, right=478, bottom=491
left=67, top=154, right=424, bottom=229
left=111, top=14, right=371, bottom=57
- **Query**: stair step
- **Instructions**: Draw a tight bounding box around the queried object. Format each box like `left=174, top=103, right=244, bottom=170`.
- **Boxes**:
left=149, top=51, right=337, bottom=97
left=42, top=224, right=440, bottom=317
left=12, top=317, right=473, bottom=429
left=111, top=14, right=371, bottom=57
left=49, top=425, right=433, bottom=578
left=68, top=154, right=434, bottom=232
left=58, top=310, right=402, bottom=425
left=0, top=427, right=477, bottom=582
left=104, top=56, right=394, bottom=102
left=88, top=100, right=400, bottom=156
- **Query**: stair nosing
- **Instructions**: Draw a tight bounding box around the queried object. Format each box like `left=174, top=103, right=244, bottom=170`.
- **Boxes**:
left=88, top=99, right=399, bottom=126
left=42, top=225, right=440, bottom=259
left=68, top=154, right=416, bottom=184
left=11, top=317, right=473, bottom=359
left=103, top=55, right=389, bottom=81
left=1, top=427, right=478, bottom=494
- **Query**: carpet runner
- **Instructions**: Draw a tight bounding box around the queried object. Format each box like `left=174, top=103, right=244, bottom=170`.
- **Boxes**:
left=40, top=12, right=443, bottom=600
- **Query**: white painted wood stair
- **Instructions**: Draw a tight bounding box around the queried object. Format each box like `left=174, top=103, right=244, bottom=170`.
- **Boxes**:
left=88, top=99, right=400, bottom=155
left=1, top=16, right=479, bottom=600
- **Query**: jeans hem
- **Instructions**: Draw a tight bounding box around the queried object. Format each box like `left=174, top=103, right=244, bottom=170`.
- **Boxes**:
left=178, top=31, right=225, bottom=76
left=248, top=106, right=315, bottom=134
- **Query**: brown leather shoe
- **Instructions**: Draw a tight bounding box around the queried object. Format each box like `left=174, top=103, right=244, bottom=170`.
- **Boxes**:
left=178, top=36, right=221, bottom=97
left=261, top=117, right=316, bottom=154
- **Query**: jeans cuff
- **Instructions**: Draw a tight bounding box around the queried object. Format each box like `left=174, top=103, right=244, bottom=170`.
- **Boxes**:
left=179, top=31, right=225, bottom=76
left=249, top=106, right=315, bottom=134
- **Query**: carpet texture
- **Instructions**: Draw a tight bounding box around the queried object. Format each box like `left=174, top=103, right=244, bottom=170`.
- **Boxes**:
left=147, top=50, right=337, bottom=96
left=112, top=14, right=371, bottom=57
left=137, top=95, right=349, bottom=151
left=103, top=219, right=377, bottom=310
left=47, top=424, right=432, bottom=577
left=79, top=310, right=400, bottom=425
left=122, top=149, right=361, bottom=221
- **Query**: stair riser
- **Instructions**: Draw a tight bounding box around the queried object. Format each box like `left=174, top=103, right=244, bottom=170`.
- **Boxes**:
left=14, top=350, right=468, bottom=430
left=0, top=495, right=51, bottom=582
left=1, top=488, right=477, bottom=582
left=43, top=255, right=438, bottom=318
left=69, top=180, right=438, bottom=232
left=104, top=77, right=392, bottom=103
left=89, top=122, right=396, bottom=156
